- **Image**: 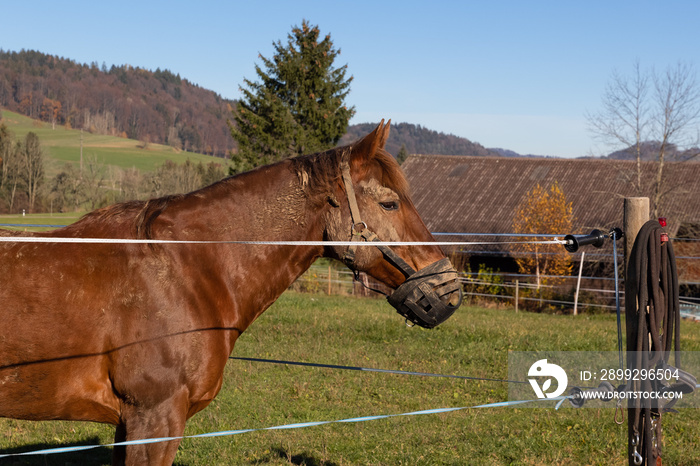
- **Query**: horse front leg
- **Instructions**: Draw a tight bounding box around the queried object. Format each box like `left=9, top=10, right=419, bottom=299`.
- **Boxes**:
left=111, top=391, right=189, bottom=466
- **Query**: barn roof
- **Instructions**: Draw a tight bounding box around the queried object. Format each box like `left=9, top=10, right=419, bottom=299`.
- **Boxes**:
left=401, top=155, right=700, bottom=238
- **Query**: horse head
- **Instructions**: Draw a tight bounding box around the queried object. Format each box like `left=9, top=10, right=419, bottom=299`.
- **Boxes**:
left=320, top=120, right=462, bottom=328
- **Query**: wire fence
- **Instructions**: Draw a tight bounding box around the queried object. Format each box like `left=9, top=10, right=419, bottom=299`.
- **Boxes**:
left=1, top=224, right=699, bottom=459
left=291, top=235, right=700, bottom=315
left=292, top=262, right=623, bottom=313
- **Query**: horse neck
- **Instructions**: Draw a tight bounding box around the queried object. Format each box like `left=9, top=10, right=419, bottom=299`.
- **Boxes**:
left=211, top=161, right=326, bottom=244
left=172, top=161, right=328, bottom=311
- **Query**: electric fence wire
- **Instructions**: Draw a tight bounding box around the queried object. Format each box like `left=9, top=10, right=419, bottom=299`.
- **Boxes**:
left=230, top=356, right=530, bottom=385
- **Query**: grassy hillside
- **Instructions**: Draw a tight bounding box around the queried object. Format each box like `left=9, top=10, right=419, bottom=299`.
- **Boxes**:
left=0, top=109, right=224, bottom=179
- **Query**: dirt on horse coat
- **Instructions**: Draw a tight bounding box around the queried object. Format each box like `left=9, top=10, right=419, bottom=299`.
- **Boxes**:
left=0, top=121, right=461, bottom=465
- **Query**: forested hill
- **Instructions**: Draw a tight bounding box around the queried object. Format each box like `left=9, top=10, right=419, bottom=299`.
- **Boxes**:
left=1, top=49, right=502, bottom=160
left=0, top=49, right=235, bottom=156
left=339, top=122, right=501, bottom=157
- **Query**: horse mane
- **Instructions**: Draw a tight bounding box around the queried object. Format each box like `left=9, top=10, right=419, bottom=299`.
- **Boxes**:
left=290, top=143, right=410, bottom=205
left=71, top=194, right=184, bottom=240
left=70, top=141, right=408, bottom=239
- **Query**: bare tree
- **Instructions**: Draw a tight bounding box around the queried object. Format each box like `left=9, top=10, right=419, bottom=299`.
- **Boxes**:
left=588, top=61, right=700, bottom=217
left=650, top=63, right=700, bottom=215
left=0, top=124, right=21, bottom=211
left=19, top=132, right=45, bottom=212
left=588, top=61, right=649, bottom=193
left=79, top=155, right=108, bottom=210
left=116, top=167, right=145, bottom=201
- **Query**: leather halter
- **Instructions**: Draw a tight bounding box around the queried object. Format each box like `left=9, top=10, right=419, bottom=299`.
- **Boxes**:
left=338, top=161, right=462, bottom=328
left=340, top=161, right=416, bottom=277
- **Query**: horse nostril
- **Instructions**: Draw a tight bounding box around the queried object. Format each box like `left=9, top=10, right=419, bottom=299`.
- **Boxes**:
left=442, top=289, right=463, bottom=308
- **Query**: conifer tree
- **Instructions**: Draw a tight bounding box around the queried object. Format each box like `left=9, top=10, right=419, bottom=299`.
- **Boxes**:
left=396, top=144, right=409, bottom=165
left=229, top=20, right=355, bottom=173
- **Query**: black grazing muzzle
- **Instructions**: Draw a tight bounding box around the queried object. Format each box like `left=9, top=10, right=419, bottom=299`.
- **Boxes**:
left=387, top=257, right=462, bottom=329
left=339, top=161, right=462, bottom=329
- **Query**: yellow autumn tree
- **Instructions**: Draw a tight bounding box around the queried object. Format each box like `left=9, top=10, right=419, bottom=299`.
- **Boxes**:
left=512, top=182, right=574, bottom=291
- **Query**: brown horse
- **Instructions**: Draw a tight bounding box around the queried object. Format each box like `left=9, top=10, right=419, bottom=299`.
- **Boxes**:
left=0, top=121, right=461, bottom=465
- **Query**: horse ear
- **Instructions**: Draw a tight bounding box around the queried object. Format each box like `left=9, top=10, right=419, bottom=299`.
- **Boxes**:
left=379, top=119, right=391, bottom=148
left=350, top=119, right=391, bottom=165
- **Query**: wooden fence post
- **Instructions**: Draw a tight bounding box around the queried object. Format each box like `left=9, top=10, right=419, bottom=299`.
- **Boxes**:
left=623, top=196, right=649, bottom=354
left=514, top=280, right=519, bottom=313
left=623, top=197, right=649, bottom=282
left=623, top=197, right=649, bottom=466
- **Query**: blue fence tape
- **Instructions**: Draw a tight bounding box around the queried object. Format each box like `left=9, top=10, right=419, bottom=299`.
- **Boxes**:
left=0, top=397, right=560, bottom=459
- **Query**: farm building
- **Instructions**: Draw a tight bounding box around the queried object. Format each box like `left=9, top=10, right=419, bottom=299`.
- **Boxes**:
left=401, top=155, right=700, bottom=287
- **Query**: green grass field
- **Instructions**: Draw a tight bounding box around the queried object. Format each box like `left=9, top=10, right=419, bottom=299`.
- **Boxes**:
left=0, top=110, right=222, bottom=179
left=0, top=212, right=83, bottom=223
left=1, top=292, right=699, bottom=465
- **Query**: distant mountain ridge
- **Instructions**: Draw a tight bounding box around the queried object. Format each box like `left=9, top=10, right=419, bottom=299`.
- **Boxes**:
left=340, top=122, right=501, bottom=157
left=605, top=141, right=699, bottom=162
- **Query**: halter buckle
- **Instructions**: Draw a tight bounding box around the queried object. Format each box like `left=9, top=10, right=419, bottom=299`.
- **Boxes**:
left=351, top=222, right=368, bottom=236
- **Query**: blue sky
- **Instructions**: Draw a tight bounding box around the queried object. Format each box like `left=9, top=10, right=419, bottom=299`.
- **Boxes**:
left=2, top=1, right=698, bottom=157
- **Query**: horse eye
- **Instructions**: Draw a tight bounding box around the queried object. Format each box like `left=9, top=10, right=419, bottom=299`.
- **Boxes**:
left=380, top=201, right=399, bottom=211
